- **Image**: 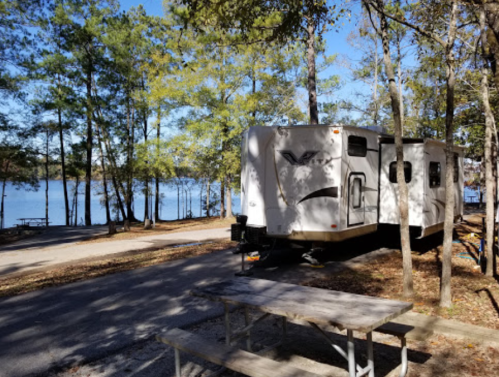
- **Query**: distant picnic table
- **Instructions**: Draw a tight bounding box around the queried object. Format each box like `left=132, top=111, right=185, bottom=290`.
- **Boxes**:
left=16, top=218, right=49, bottom=227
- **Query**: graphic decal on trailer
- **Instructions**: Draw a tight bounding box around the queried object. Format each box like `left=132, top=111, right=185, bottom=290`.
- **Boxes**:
left=278, top=150, right=319, bottom=165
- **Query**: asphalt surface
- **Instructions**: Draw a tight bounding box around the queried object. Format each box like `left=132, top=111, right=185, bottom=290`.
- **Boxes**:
left=0, top=227, right=231, bottom=277
left=0, top=248, right=240, bottom=377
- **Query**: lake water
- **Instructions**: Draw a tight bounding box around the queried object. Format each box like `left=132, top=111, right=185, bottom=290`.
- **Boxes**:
left=2, top=180, right=241, bottom=228
left=1, top=180, right=482, bottom=229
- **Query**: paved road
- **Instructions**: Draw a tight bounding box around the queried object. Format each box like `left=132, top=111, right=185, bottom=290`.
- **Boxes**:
left=0, top=249, right=240, bottom=377
left=0, top=227, right=231, bottom=276
left=0, top=226, right=109, bottom=253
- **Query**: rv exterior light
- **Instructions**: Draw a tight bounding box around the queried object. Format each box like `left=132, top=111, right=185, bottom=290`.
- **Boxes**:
left=331, top=224, right=337, bottom=228
left=333, top=130, right=340, bottom=134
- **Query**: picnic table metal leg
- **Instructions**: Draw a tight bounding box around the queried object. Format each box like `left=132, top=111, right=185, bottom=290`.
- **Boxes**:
left=309, top=322, right=364, bottom=374
left=174, top=348, right=181, bottom=377
left=367, top=331, right=374, bottom=377
left=347, top=330, right=356, bottom=377
left=399, top=337, right=408, bottom=377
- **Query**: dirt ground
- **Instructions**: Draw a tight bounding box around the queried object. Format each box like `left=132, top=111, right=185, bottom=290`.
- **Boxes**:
left=0, top=228, right=44, bottom=246
left=305, top=214, right=499, bottom=330
left=78, top=217, right=235, bottom=244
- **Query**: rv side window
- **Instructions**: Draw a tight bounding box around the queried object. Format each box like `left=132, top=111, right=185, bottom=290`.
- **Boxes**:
left=429, top=162, right=441, bottom=188
left=348, top=136, right=367, bottom=157
left=453, top=153, right=459, bottom=183
left=389, top=161, right=412, bottom=183
left=352, top=178, right=361, bottom=208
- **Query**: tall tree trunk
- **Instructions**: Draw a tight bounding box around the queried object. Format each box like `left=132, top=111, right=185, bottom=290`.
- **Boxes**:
left=55, top=27, right=69, bottom=227
left=155, top=108, right=161, bottom=222
left=181, top=182, right=185, bottom=218
left=440, top=2, right=458, bottom=308
left=220, top=178, right=225, bottom=219
left=397, top=36, right=405, bottom=136
left=373, top=30, right=379, bottom=127
left=45, top=129, right=49, bottom=228
left=206, top=179, right=211, bottom=217
left=200, top=180, right=204, bottom=217
left=252, top=67, right=257, bottom=121
left=1, top=163, right=9, bottom=229
left=128, top=102, right=136, bottom=221
left=306, top=5, right=319, bottom=125
left=95, top=121, right=111, bottom=225
left=155, top=179, right=160, bottom=221
left=57, top=105, right=69, bottom=226
left=374, top=0, right=413, bottom=297
left=85, top=65, right=93, bottom=226
left=0, top=178, right=6, bottom=229
left=125, top=95, right=135, bottom=222
left=142, top=81, right=149, bottom=221
left=484, top=3, right=499, bottom=90
left=177, top=184, right=180, bottom=219
left=74, top=178, right=79, bottom=226
left=480, top=5, right=497, bottom=277
left=226, top=175, right=233, bottom=218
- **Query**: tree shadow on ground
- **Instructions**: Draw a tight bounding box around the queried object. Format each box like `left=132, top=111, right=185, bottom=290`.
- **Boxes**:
left=0, top=249, right=241, bottom=377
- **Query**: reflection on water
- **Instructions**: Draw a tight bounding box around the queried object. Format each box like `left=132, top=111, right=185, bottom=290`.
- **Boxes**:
left=3, top=180, right=240, bottom=228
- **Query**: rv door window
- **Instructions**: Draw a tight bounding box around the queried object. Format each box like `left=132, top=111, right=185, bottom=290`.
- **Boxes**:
left=389, top=161, right=412, bottom=183
left=348, top=136, right=367, bottom=157
left=453, top=153, right=459, bottom=183
left=429, top=162, right=441, bottom=188
left=352, top=178, right=362, bottom=208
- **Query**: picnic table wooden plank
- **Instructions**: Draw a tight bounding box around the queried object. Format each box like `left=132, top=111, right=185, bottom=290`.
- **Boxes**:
left=156, top=328, right=322, bottom=377
left=191, top=277, right=413, bottom=333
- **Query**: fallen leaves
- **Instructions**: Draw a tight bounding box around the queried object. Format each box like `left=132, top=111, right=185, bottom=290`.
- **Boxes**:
left=305, top=214, right=499, bottom=330
left=78, top=217, right=235, bottom=245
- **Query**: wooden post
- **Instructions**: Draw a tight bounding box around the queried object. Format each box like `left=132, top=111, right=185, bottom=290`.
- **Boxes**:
left=108, top=221, right=116, bottom=235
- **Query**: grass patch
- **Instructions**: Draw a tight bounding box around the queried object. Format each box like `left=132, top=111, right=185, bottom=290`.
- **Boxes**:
left=0, top=240, right=236, bottom=298
left=305, top=214, right=499, bottom=330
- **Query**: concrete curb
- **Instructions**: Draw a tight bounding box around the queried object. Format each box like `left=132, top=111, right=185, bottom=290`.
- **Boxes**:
left=393, top=311, right=499, bottom=344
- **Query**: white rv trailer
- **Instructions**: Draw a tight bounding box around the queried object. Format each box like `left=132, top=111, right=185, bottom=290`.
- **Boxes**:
left=233, top=124, right=464, bottom=250
left=379, top=137, right=465, bottom=238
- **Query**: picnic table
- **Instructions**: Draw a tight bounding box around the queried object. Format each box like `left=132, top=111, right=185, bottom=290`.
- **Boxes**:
left=16, top=218, right=49, bottom=227
left=190, top=277, right=413, bottom=377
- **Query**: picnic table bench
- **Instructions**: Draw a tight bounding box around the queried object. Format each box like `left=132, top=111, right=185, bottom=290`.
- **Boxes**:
left=157, top=277, right=416, bottom=377
left=16, top=218, right=49, bottom=227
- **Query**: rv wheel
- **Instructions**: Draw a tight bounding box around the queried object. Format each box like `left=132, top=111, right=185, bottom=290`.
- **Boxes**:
left=302, top=247, right=324, bottom=267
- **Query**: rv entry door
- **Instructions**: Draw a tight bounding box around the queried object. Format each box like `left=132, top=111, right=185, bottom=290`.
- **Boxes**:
left=348, top=173, right=366, bottom=226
